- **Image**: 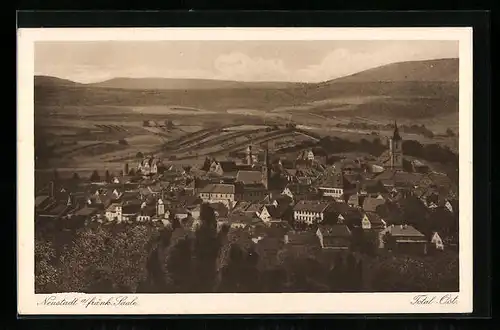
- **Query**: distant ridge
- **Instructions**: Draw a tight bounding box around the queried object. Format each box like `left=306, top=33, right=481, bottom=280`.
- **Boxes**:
left=88, top=77, right=301, bottom=90
left=326, top=58, right=459, bottom=84
left=34, top=75, right=82, bottom=87
left=34, top=58, right=458, bottom=90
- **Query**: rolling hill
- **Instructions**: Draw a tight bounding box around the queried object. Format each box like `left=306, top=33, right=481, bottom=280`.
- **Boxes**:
left=89, top=77, right=301, bottom=90
left=35, top=75, right=82, bottom=87
left=34, top=58, right=459, bottom=120
left=324, top=58, right=459, bottom=83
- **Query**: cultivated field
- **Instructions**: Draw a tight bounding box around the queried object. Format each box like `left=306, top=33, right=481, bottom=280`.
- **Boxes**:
left=34, top=58, right=459, bottom=174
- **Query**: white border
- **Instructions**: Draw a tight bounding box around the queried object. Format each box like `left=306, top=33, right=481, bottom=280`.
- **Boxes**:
left=17, top=27, right=473, bottom=315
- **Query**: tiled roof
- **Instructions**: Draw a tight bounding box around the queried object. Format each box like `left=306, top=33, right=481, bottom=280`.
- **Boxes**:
left=362, top=196, right=386, bottom=213
left=317, top=173, right=343, bottom=189
left=106, top=203, right=122, bottom=212
left=214, top=161, right=238, bottom=172
left=245, top=203, right=264, bottom=213
left=42, top=203, right=68, bottom=216
left=330, top=201, right=351, bottom=214
left=293, top=200, right=332, bottom=213
left=318, top=224, right=351, bottom=237
left=265, top=204, right=290, bottom=218
left=347, top=194, right=360, bottom=205
left=74, top=207, right=98, bottom=217
left=364, top=212, right=386, bottom=226
left=236, top=170, right=263, bottom=185
left=198, top=183, right=236, bottom=194
left=35, top=195, right=50, bottom=208
left=388, top=225, right=425, bottom=238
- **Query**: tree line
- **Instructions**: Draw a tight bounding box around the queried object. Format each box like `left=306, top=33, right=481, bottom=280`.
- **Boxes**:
left=35, top=203, right=458, bottom=294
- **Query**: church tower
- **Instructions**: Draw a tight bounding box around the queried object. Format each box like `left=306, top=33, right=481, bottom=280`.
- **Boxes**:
left=261, top=144, right=270, bottom=190
left=246, top=145, right=253, bottom=165
left=156, top=198, right=165, bottom=216
left=389, top=121, right=403, bottom=170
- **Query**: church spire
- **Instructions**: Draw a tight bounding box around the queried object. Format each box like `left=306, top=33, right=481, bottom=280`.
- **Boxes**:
left=392, top=120, right=402, bottom=141
left=262, top=142, right=270, bottom=190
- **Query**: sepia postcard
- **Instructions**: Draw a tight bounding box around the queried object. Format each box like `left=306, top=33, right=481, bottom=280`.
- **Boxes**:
left=17, top=27, right=473, bottom=315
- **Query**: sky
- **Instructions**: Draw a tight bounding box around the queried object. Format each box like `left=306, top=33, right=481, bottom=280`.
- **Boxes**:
left=35, top=40, right=458, bottom=84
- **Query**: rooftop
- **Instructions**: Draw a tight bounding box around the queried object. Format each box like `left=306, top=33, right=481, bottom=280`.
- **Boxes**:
left=198, top=183, right=236, bottom=194
left=318, top=224, right=351, bottom=237
left=362, top=196, right=386, bottom=213
left=317, top=173, right=343, bottom=189
left=73, top=207, right=98, bottom=217
left=236, top=170, right=263, bottom=185
left=293, top=200, right=332, bottom=213
left=388, top=225, right=425, bottom=237
left=35, top=195, right=50, bottom=208
left=106, top=203, right=122, bottom=212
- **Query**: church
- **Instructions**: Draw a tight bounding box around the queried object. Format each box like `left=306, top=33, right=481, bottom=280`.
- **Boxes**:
left=378, top=121, right=404, bottom=171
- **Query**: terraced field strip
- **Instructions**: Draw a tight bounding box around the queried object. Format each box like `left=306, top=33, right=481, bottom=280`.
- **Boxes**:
left=174, top=128, right=268, bottom=153
left=176, top=129, right=295, bottom=160
left=293, top=127, right=323, bottom=141
left=164, top=127, right=220, bottom=148
left=56, top=142, right=106, bottom=156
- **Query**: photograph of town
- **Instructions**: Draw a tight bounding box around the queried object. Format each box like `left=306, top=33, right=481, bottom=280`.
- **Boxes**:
left=34, top=39, right=460, bottom=294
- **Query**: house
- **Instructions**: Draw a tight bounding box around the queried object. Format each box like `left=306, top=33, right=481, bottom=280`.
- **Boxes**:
left=36, top=202, right=71, bottom=220
left=316, top=224, right=352, bottom=250
left=362, top=195, right=386, bottom=213
left=240, top=183, right=268, bottom=202
left=285, top=183, right=315, bottom=201
left=342, top=209, right=364, bottom=229
left=230, top=201, right=252, bottom=214
left=359, top=179, right=387, bottom=197
left=431, top=232, right=445, bottom=250
left=244, top=202, right=265, bottom=216
left=137, top=206, right=155, bottom=222
left=380, top=224, right=428, bottom=255
left=265, top=203, right=292, bottom=222
left=236, top=170, right=263, bottom=185
left=361, top=212, right=387, bottom=230
left=209, top=160, right=239, bottom=177
left=293, top=200, right=333, bottom=225
left=225, top=213, right=262, bottom=230
left=347, top=193, right=361, bottom=208
left=328, top=202, right=351, bottom=225
left=317, top=173, right=344, bottom=199
left=257, top=204, right=273, bottom=223
left=198, top=183, right=238, bottom=207
left=156, top=198, right=165, bottom=217
left=105, top=203, right=123, bottom=222
left=281, top=187, right=294, bottom=200
left=339, top=159, right=362, bottom=175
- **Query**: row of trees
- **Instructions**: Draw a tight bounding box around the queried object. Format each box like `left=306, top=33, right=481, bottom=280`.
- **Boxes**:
left=334, top=122, right=452, bottom=139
